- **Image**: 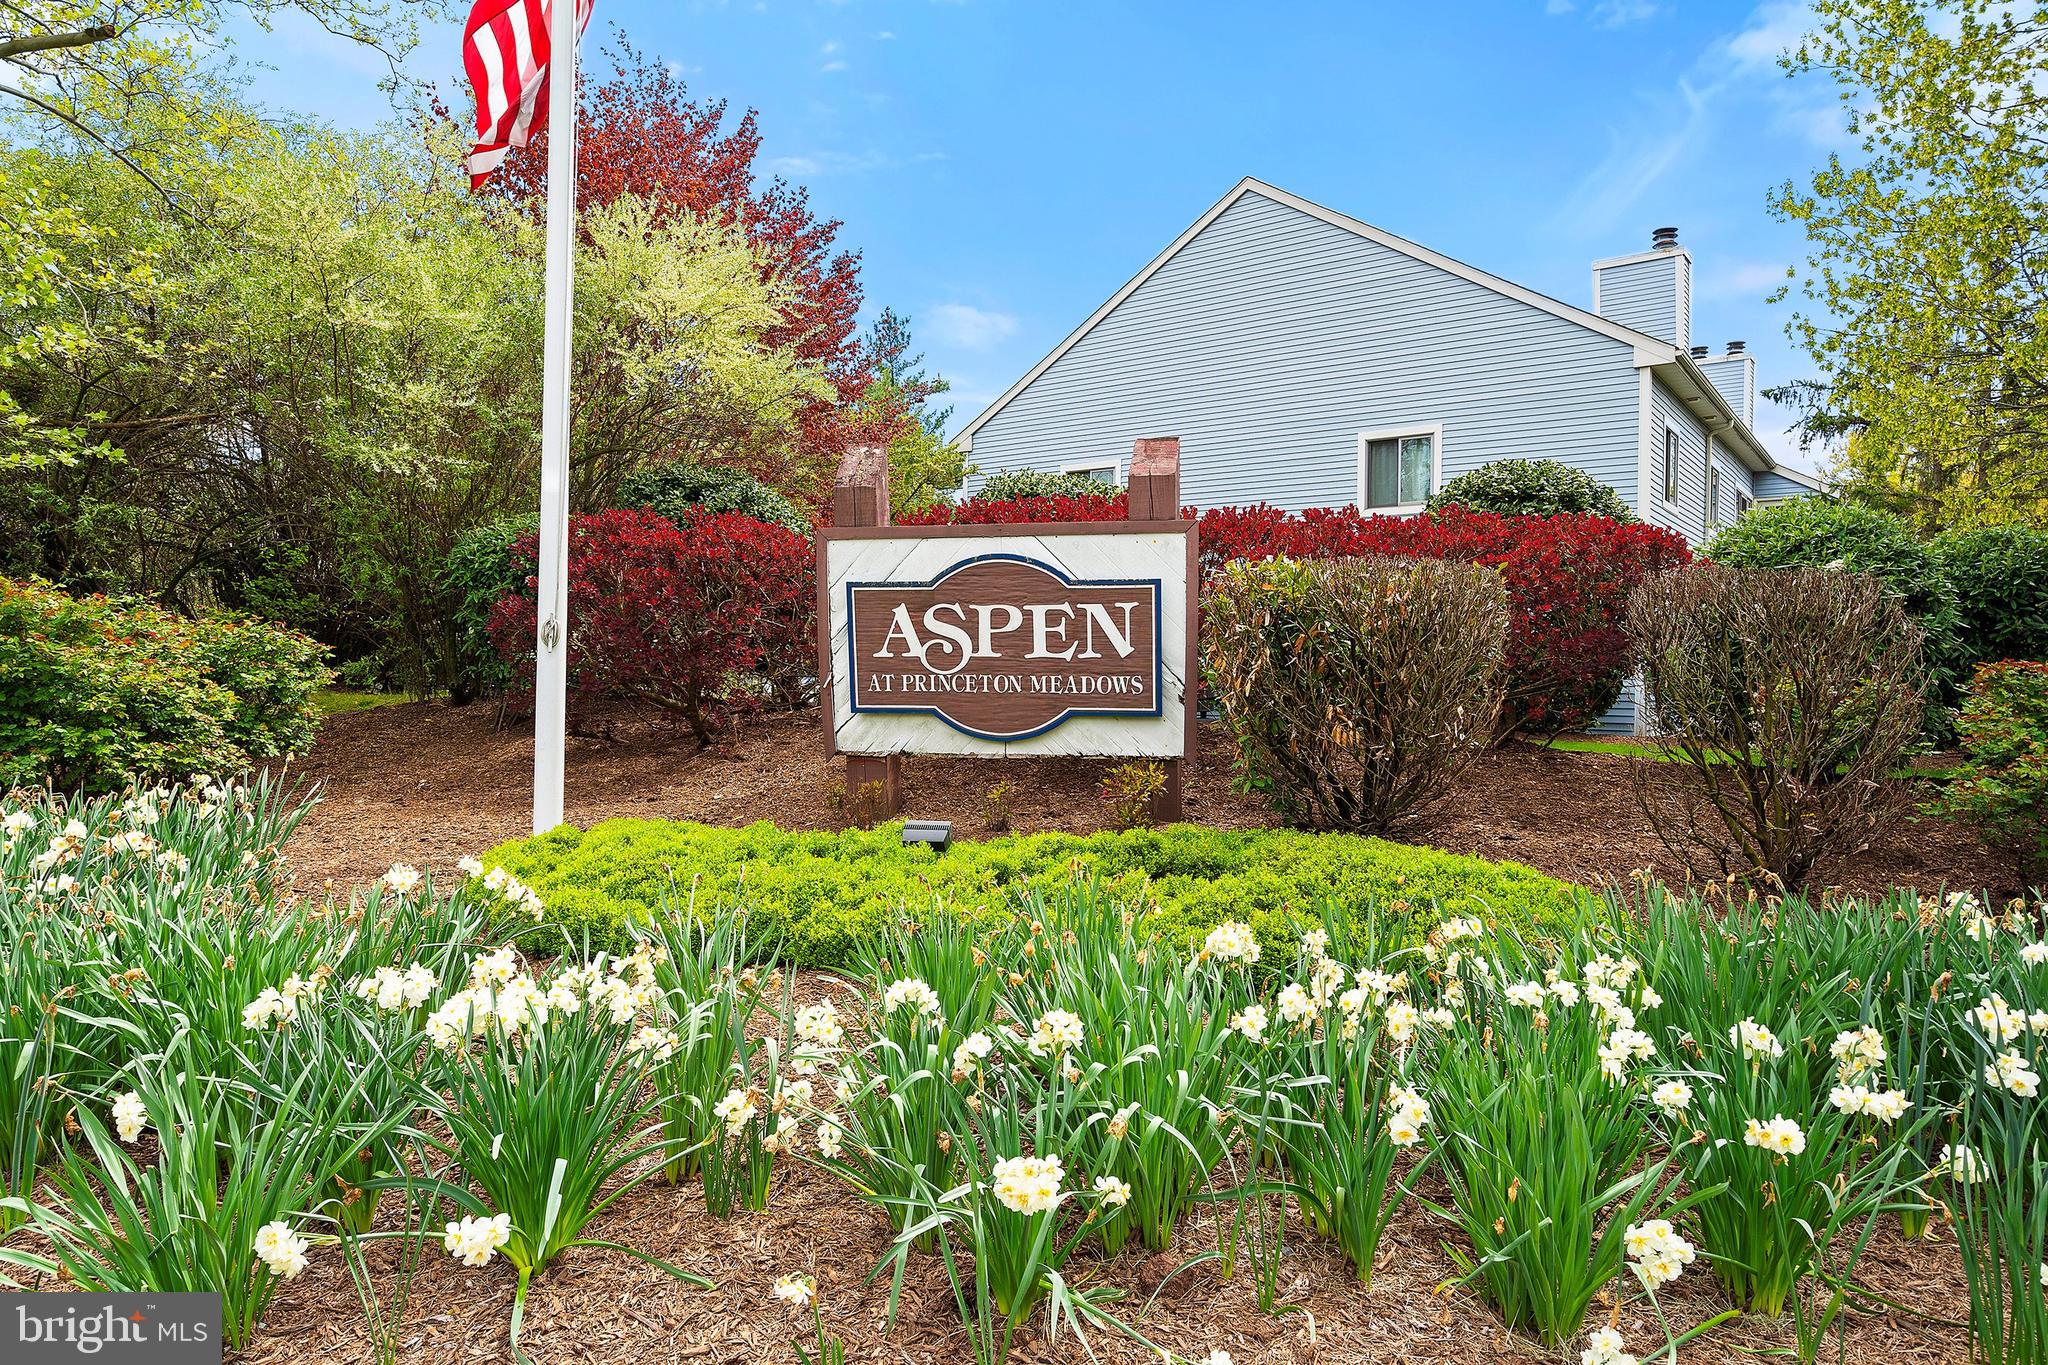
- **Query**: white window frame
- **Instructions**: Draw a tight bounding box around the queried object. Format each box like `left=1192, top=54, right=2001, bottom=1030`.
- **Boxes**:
left=1061, top=459, right=1121, bottom=485
left=1661, top=425, right=1679, bottom=504
left=1735, top=490, right=1754, bottom=517
left=1355, top=423, right=1443, bottom=514
left=1705, top=462, right=1721, bottom=528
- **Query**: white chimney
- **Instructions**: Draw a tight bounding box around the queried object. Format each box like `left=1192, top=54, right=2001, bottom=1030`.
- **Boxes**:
left=1592, top=226, right=1691, bottom=348
left=1697, top=341, right=1756, bottom=428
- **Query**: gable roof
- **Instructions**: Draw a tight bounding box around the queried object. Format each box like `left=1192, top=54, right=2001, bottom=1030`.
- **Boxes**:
left=954, top=177, right=1783, bottom=474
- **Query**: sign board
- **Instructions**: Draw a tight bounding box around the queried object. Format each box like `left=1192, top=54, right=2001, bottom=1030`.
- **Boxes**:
left=820, top=523, right=1196, bottom=759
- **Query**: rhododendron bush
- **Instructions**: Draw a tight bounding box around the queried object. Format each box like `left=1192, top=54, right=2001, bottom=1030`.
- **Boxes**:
left=489, top=508, right=815, bottom=746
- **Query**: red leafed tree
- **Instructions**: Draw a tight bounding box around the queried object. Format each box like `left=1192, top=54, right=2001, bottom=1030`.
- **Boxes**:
left=496, top=41, right=900, bottom=496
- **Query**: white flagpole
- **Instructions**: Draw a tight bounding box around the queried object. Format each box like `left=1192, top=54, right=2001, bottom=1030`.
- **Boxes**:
left=531, top=0, right=579, bottom=834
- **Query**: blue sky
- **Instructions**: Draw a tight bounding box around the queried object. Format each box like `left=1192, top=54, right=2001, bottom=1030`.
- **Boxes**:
left=234, top=0, right=1845, bottom=473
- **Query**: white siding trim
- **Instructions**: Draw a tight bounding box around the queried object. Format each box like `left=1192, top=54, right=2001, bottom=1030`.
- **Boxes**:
left=1061, top=457, right=1122, bottom=483
left=1355, top=422, right=1444, bottom=514
left=1635, top=366, right=1655, bottom=522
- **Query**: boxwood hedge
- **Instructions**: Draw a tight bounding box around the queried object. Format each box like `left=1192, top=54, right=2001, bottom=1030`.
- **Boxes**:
left=481, top=819, right=1591, bottom=967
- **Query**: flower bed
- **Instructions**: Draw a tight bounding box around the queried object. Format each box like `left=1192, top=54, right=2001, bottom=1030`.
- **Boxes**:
left=478, top=819, right=1589, bottom=966
left=2, top=784, right=2042, bottom=1365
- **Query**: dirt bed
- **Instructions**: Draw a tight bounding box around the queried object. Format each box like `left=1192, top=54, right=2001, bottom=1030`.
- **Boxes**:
left=284, top=701, right=2006, bottom=898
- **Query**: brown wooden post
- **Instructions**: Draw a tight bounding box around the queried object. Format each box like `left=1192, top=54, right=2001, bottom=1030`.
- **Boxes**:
left=1129, top=436, right=1187, bottom=823
left=832, top=445, right=903, bottom=820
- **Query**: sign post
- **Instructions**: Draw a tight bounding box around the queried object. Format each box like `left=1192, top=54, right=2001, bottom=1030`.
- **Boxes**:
left=820, top=437, right=1196, bottom=821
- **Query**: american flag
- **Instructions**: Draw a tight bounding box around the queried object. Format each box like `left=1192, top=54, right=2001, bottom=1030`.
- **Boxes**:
left=462, top=0, right=593, bottom=190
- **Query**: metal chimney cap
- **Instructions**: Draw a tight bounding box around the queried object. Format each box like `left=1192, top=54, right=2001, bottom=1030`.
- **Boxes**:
left=1690, top=345, right=1709, bottom=359
left=1652, top=226, right=1680, bottom=250
left=1727, top=340, right=1747, bottom=354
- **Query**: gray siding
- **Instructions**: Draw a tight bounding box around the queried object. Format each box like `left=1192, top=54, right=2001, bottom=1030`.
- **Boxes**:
left=966, top=190, right=1644, bottom=513
left=1754, top=469, right=1818, bottom=502
left=1646, top=379, right=1713, bottom=546
left=1696, top=353, right=1754, bottom=427
left=1592, top=254, right=1688, bottom=348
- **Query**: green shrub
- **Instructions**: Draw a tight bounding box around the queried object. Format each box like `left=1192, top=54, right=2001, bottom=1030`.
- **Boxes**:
left=1426, top=458, right=1636, bottom=522
left=439, top=515, right=536, bottom=704
left=479, top=820, right=1589, bottom=966
left=1931, top=524, right=2048, bottom=668
left=974, top=468, right=1122, bottom=502
left=1705, top=499, right=1966, bottom=716
left=615, top=460, right=810, bottom=538
left=1203, top=556, right=1508, bottom=833
left=1941, top=660, right=2048, bottom=884
left=0, top=577, right=330, bottom=791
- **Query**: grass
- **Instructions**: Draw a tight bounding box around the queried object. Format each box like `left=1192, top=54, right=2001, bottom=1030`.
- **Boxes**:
left=314, top=689, right=412, bottom=715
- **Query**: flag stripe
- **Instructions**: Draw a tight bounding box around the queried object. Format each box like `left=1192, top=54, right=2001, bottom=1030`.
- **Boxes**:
left=463, top=0, right=591, bottom=189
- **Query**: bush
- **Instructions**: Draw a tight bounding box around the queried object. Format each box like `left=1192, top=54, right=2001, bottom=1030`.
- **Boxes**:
left=1941, top=660, right=2048, bottom=884
left=1706, top=499, right=1966, bottom=716
left=1201, top=506, right=1692, bottom=738
left=1426, top=458, right=1636, bottom=522
left=896, top=490, right=1129, bottom=525
left=487, top=509, right=816, bottom=745
left=975, top=468, right=1123, bottom=502
left=0, top=577, right=330, bottom=791
left=477, top=820, right=1589, bottom=966
left=1204, top=556, right=1509, bottom=833
left=615, top=459, right=811, bottom=538
left=1627, top=564, right=1927, bottom=889
left=440, top=515, right=537, bottom=704
left=1931, top=524, right=2048, bottom=669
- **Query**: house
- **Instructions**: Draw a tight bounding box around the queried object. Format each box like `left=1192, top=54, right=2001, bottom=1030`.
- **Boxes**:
left=956, top=177, right=1821, bottom=537
left=952, top=178, right=1822, bottom=733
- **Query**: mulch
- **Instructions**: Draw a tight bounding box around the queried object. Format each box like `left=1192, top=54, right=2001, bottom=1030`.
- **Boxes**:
left=281, top=700, right=2009, bottom=900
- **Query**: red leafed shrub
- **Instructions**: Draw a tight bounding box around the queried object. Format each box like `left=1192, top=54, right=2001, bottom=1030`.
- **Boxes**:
left=488, top=509, right=815, bottom=747
left=1199, top=504, right=1692, bottom=738
left=894, top=492, right=1130, bottom=525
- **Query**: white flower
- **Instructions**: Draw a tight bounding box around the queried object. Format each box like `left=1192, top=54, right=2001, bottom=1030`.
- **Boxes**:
left=1202, top=920, right=1260, bottom=965
left=1637, top=985, right=1663, bottom=1010
left=381, top=863, right=422, bottom=895
left=1093, top=1175, right=1132, bottom=1207
left=1029, top=1008, right=1085, bottom=1057
left=1940, top=1143, right=1986, bottom=1184
left=1198, top=1352, right=1233, bottom=1365
left=1387, top=1107, right=1425, bottom=1148
left=794, top=999, right=845, bottom=1048
left=990, top=1154, right=1064, bottom=1215
left=1987, top=1049, right=2042, bottom=1098
left=1581, top=1325, right=1638, bottom=1365
left=882, top=977, right=942, bottom=1022
left=1230, top=1004, right=1268, bottom=1044
left=1383, top=999, right=1419, bottom=1044
left=628, top=1025, right=680, bottom=1060
left=1731, top=1018, right=1785, bottom=1061
left=771, top=1272, right=815, bottom=1308
left=1973, top=995, right=2024, bottom=1044
left=253, top=1220, right=310, bottom=1279
left=458, top=855, right=485, bottom=877
left=1651, top=1079, right=1693, bottom=1117
left=815, top=1120, right=844, bottom=1159
left=1830, top=1026, right=1888, bottom=1082
left=241, top=986, right=299, bottom=1032
left=443, top=1213, right=512, bottom=1266
left=1505, top=981, right=1546, bottom=1009
left=1549, top=979, right=1581, bottom=1008
left=1, top=809, right=33, bottom=837
left=714, top=1088, right=759, bottom=1136
left=2020, top=941, right=2048, bottom=967
left=951, top=1031, right=995, bottom=1076
left=1864, top=1089, right=1913, bottom=1125
left=111, top=1091, right=147, bottom=1142
left=1276, top=982, right=1317, bottom=1024
left=1423, top=1006, right=1456, bottom=1029
left=1622, top=1219, right=1696, bottom=1288
left=469, top=945, right=521, bottom=989
left=1300, top=928, right=1330, bottom=959
left=1743, top=1114, right=1807, bottom=1156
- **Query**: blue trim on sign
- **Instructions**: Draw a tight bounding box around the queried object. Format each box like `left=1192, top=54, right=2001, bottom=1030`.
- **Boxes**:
left=844, top=551, right=1166, bottom=743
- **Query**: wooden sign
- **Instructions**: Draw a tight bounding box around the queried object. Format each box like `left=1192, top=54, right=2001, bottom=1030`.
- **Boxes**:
left=821, top=526, right=1194, bottom=757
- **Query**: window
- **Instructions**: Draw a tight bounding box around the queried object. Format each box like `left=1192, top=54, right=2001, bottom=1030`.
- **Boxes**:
left=1062, top=462, right=1118, bottom=484
left=1358, top=428, right=1437, bottom=510
left=1661, top=426, right=1679, bottom=502
left=1735, top=491, right=1754, bottom=517
left=1706, top=464, right=1721, bottom=527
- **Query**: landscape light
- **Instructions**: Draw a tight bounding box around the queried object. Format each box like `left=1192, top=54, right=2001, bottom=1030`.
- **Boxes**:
left=901, top=819, right=953, bottom=852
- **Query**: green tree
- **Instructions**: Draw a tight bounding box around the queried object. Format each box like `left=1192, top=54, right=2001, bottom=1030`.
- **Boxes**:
left=855, top=307, right=968, bottom=512
left=1769, top=0, right=2048, bottom=530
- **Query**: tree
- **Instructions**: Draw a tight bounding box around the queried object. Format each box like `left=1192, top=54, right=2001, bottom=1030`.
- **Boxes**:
left=854, top=307, right=969, bottom=512
left=493, top=41, right=891, bottom=499
left=1769, top=0, right=2048, bottom=530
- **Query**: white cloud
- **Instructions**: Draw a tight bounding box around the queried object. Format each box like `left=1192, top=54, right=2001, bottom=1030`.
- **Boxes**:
left=1725, top=0, right=1811, bottom=72
left=923, top=303, right=1020, bottom=352
left=760, top=148, right=901, bottom=177
left=1546, top=0, right=1576, bottom=12
left=1550, top=78, right=1711, bottom=234
left=1696, top=261, right=1790, bottom=301
left=821, top=59, right=850, bottom=72
left=1589, top=0, right=1661, bottom=26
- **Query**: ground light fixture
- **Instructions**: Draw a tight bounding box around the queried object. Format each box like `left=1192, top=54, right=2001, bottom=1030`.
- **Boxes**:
left=901, top=819, right=953, bottom=852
